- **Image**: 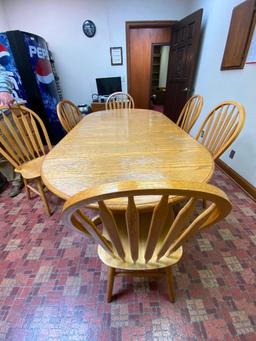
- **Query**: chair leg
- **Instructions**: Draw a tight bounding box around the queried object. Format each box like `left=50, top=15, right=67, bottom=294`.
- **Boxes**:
left=165, top=266, right=175, bottom=303
left=107, top=267, right=116, bottom=303
left=36, top=178, right=51, bottom=216
left=23, top=178, right=31, bottom=199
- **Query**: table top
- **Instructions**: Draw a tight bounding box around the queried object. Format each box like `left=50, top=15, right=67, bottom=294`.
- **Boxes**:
left=42, top=109, right=214, bottom=209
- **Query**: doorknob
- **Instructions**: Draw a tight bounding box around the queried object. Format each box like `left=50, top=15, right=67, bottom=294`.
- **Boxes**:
left=183, top=87, right=190, bottom=92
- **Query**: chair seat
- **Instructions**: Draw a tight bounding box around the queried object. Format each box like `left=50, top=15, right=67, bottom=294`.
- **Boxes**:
left=98, top=245, right=183, bottom=271
left=16, top=156, right=45, bottom=180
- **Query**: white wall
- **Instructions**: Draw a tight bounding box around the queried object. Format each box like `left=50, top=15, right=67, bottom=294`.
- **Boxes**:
left=159, top=46, right=170, bottom=88
left=1, top=0, right=194, bottom=104
left=0, top=0, right=8, bottom=31
left=188, top=0, right=256, bottom=187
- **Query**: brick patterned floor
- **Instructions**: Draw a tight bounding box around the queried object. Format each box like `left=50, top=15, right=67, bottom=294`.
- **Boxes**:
left=0, top=167, right=255, bottom=340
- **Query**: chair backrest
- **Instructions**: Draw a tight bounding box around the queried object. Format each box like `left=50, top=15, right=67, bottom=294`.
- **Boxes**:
left=0, top=104, right=52, bottom=169
left=106, top=92, right=135, bottom=110
left=177, top=95, right=203, bottom=133
left=62, top=180, right=231, bottom=266
left=57, top=100, right=82, bottom=132
left=195, top=101, right=245, bottom=160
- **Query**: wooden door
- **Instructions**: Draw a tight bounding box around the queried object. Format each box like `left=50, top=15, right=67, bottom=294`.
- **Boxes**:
left=164, top=9, right=203, bottom=122
left=221, top=0, right=256, bottom=70
left=127, top=22, right=173, bottom=109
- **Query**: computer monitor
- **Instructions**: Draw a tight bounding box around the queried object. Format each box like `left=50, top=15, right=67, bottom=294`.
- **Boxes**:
left=96, top=77, right=122, bottom=96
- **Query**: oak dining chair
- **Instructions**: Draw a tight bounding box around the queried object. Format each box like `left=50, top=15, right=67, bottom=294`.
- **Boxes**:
left=105, top=92, right=135, bottom=110
left=57, top=100, right=82, bottom=133
left=0, top=104, right=52, bottom=215
left=195, top=101, right=245, bottom=160
left=177, top=95, right=203, bottom=134
left=62, top=180, right=231, bottom=303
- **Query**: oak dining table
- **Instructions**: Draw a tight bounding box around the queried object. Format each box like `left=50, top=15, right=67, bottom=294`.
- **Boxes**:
left=41, top=109, right=214, bottom=210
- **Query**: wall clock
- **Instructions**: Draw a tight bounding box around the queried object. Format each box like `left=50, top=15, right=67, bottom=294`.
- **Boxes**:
left=82, top=20, right=96, bottom=38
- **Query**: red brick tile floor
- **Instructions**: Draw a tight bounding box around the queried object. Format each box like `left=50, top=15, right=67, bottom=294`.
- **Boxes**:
left=0, top=167, right=255, bottom=340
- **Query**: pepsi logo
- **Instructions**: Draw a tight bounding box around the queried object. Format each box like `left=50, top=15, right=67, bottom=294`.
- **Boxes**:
left=29, top=45, right=49, bottom=60
left=0, top=44, right=10, bottom=58
left=35, top=59, right=54, bottom=85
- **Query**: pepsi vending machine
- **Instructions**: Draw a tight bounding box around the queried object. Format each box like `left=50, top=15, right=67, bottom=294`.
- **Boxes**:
left=0, top=30, right=64, bottom=143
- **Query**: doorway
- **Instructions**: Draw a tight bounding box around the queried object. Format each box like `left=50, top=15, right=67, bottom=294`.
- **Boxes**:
left=126, top=21, right=174, bottom=109
left=150, top=44, right=170, bottom=113
left=126, top=10, right=203, bottom=122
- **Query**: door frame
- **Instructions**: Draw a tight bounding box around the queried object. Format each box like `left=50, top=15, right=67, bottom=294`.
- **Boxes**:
left=149, top=42, right=171, bottom=109
left=126, top=21, right=176, bottom=97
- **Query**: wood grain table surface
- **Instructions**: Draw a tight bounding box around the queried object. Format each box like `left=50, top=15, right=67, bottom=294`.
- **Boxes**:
left=42, top=109, right=214, bottom=209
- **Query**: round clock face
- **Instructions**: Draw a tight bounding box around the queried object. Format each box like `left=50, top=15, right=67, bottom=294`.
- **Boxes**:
left=82, top=20, right=96, bottom=38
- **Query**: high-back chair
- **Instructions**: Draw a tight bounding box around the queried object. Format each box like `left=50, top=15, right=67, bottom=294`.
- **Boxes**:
left=106, top=92, right=135, bottom=110
left=57, top=100, right=82, bottom=132
left=0, top=104, right=52, bottom=215
left=195, top=101, right=245, bottom=160
left=177, top=95, right=203, bottom=134
left=62, top=180, right=231, bottom=302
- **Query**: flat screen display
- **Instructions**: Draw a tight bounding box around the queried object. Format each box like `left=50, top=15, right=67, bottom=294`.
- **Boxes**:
left=96, top=77, right=122, bottom=96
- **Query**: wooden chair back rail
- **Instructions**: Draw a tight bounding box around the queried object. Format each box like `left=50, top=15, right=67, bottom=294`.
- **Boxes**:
left=62, top=181, right=231, bottom=265
left=0, top=105, right=52, bottom=169
left=177, top=95, right=203, bottom=133
left=195, top=101, right=245, bottom=160
left=0, top=104, right=52, bottom=216
left=106, top=92, right=135, bottom=110
left=57, top=100, right=82, bottom=133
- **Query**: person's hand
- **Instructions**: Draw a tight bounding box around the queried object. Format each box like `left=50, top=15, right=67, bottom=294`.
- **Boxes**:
left=0, top=92, right=14, bottom=105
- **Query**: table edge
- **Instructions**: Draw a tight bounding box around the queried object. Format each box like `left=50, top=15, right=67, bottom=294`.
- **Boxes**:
left=41, top=109, right=215, bottom=206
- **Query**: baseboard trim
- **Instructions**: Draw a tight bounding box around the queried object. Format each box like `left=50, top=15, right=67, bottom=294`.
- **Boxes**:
left=216, top=159, right=256, bottom=201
